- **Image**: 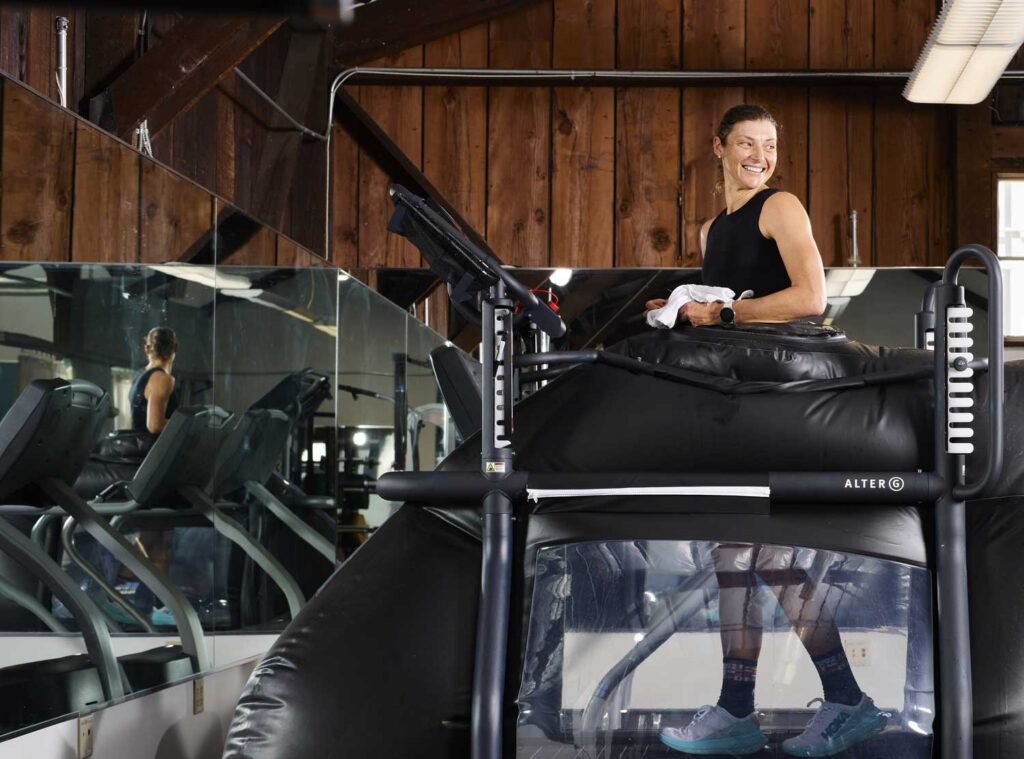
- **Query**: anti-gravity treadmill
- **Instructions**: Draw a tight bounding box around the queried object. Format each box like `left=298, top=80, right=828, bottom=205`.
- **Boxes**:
left=223, top=186, right=1009, bottom=759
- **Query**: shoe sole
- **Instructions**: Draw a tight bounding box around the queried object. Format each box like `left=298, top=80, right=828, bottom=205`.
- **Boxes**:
left=781, top=714, right=887, bottom=757
left=659, top=730, right=767, bottom=755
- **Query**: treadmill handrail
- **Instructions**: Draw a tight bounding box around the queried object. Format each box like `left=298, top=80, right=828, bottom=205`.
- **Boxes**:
left=388, top=184, right=566, bottom=339
left=0, top=574, right=69, bottom=634
left=0, top=517, right=126, bottom=700
left=41, top=478, right=210, bottom=673
left=942, top=244, right=1003, bottom=499
left=61, top=516, right=156, bottom=633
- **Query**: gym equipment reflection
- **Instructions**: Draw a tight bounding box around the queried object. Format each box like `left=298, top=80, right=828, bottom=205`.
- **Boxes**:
left=0, top=263, right=344, bottom=736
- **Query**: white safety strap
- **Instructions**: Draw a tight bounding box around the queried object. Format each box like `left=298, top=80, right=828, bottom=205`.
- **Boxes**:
left=526, top=486, right=771, bottom=502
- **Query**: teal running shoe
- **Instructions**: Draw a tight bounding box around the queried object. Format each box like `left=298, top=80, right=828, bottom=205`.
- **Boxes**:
left=660, top=704, right=767, bottom=755
left=150, top=606, right=176, bottom=627
left=782, top=695, right=888, bottom=757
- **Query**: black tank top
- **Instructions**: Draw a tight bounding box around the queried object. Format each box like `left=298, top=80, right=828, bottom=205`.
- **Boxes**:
left=702, top=188, right=791, bottom=298
left=129, top=367, right=177, bottom=433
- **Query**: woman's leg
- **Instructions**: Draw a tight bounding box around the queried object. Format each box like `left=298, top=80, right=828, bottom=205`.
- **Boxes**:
left=659, top=544, right=769, bottom=755
left=767, top=549, right=862, bottom=706
left=714, top=543, right=766, bottom=717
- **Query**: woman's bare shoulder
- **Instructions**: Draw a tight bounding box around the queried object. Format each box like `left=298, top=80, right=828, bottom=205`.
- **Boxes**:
left=147, top=370, right=173, bottom=392
left=763, top=190, right=808, bottom=216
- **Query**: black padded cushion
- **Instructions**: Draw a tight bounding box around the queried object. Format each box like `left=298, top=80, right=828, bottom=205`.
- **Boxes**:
left=611, top=325, right=930, bottom=382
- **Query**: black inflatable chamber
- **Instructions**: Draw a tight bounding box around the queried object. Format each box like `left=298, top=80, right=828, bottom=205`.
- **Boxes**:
left=223, top=327, right=1024, bottom=758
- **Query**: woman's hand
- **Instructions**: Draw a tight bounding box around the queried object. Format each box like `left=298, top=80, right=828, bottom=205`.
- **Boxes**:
left=644, top=298, right=667, bottom=312
left=684, top=302, right=724, bottom=327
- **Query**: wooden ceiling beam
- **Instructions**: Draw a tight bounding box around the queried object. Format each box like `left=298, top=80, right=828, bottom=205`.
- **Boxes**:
left=102, top=14, right=285, bottom=140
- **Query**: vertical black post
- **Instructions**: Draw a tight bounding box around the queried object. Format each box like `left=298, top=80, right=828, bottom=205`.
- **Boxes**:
left=935, top=490, right=972, bottom=759
left=932, top=244, right=1004, bottom=759
left=473, top=281, right=515, bottom=759
left=393, top=352, right=408, bottom=470
left=933, top=281, right=972, bottom=759
left=473, top=491, right=513, bottom=759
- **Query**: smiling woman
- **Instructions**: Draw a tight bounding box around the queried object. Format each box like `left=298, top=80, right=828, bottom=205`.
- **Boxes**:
left=645, top=103, right=827, bottom=327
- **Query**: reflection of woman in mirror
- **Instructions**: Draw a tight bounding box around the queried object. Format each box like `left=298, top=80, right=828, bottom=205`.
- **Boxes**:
left=116, top=328, right=180, bottom=625
left=130, top=327, right=179, bottom=435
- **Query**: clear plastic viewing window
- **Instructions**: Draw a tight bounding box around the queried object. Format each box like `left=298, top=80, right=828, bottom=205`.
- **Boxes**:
left=518, top=541, right=933, bottom=758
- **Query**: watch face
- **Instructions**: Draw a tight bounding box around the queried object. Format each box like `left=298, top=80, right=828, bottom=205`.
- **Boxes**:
left=720, top=306, right=735, bottom=324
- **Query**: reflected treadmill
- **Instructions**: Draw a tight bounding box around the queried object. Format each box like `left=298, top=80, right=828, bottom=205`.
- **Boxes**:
left=71, top=406, right=308, bottom=622
left=0, top=379, right=204, bottom=726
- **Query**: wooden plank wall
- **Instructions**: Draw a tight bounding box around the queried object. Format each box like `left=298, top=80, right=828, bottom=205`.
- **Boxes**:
left=0, top=1, right=1018, bottom=272
left=0, top=10, right=332, bottom=260
left=0, top=76, right=325, bottom=266
left=330, top=0, right=1012, bottom=270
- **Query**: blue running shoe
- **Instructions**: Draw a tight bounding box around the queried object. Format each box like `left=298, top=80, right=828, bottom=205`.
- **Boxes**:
left=150, top=606, right=176, bottom=627
left=782, top=695, right=888, bottom=757
left=660, top=704, right=767, bottom=755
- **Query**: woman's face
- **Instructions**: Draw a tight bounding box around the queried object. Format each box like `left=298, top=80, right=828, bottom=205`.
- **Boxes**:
left=714, top=119, right=778, bottom=192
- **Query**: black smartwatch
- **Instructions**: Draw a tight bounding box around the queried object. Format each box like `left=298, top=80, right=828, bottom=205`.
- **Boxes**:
left=719, top=304, right=736, bottom=326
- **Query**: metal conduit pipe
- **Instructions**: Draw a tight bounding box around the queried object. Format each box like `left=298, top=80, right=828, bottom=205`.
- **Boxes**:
left=55, top=17, right=68, bottom=108
left=232, top=68, right=326, bottom=141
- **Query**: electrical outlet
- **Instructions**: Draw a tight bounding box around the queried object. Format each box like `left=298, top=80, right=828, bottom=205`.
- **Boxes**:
left=193, top=677, right=205, bottom=715
left=78, top=714, right=94, bottom=759
left=846, top=639, right=871, bottom=667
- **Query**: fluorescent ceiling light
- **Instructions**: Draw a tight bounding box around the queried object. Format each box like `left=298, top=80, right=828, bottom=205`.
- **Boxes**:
left=904, top=0, right=1024, bottom=104
left=149, top=265, right=253, bottom=291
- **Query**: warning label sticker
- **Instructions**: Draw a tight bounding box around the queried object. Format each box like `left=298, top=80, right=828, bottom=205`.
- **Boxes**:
left=485, top=461, right=506, bottom=473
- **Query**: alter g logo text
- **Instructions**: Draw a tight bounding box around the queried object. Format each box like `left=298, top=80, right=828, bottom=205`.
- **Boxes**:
left=843, top=476, right=905, bottom=492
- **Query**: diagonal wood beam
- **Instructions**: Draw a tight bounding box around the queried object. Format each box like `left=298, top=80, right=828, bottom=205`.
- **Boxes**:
left=331, top=0, right=545, bottom=66
left=332, top=86, right=497, bottom=261
left=251, top=29, right=326, bottom=226
left=103, top=14, right=285, bottom=140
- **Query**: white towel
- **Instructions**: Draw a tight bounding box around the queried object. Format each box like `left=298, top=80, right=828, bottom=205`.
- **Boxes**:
left=645, top=285, right=754, bottom=329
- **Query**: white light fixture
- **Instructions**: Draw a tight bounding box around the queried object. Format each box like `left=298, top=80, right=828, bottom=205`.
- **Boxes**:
left=549, top=268, right=573, bottom=287
left=904, top=0, right=1024, bottom=104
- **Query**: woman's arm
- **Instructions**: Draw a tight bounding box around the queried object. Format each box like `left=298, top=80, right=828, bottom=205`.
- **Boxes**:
left=699, top=218, right=713, bottom=259
left=144, top=371, right=174, bottom=434
left=687, top=192, right=826, bottom=325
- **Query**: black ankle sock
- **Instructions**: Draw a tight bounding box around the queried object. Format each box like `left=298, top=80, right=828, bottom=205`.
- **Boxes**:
left=811, top=647, right=862, bottom=706
left=717, top=657, right=758, bottom=718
